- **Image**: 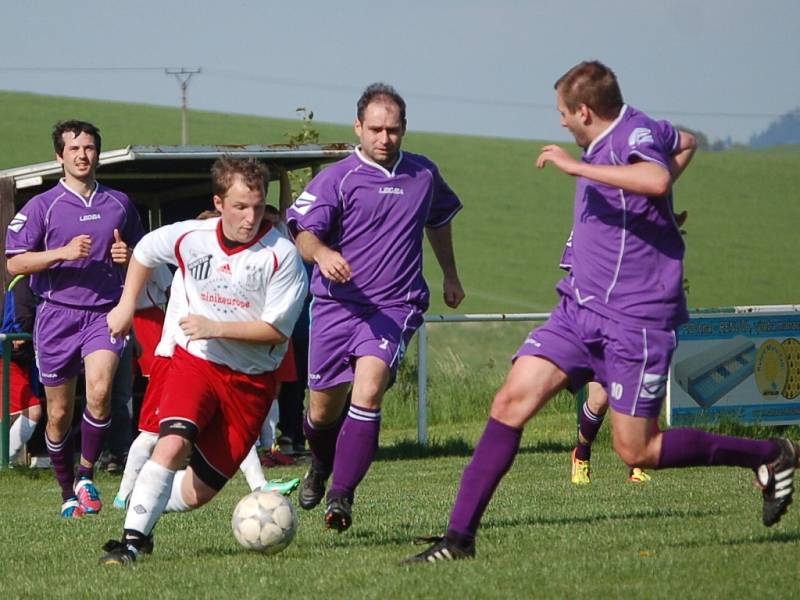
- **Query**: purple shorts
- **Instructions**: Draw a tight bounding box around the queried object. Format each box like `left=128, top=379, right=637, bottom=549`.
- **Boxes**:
left=34, top=301, right=126, bottom=386
left=307, top=299, right=424, bottom=391
left=514, top=295, right=677, bottom=418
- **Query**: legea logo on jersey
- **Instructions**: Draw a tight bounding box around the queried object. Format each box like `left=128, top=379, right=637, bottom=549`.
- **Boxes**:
left=187, top=254, right=212, bottom=280
left=8, top=213, right=27, bottom=233
left=292, top=191, right=317, bottom=216
left=79, top=213, right=102, bottom=222
left=628, top=127, right=654, bottom=148
left=379, top=186, right=404, bottom=195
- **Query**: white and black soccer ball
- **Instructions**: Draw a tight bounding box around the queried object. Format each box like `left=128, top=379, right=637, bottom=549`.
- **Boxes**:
left=231, top=490, right=298, bottom=554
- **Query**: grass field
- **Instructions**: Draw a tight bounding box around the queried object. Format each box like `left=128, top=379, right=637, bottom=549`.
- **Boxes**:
left=1, top=91, right=800, bottom=597
left=2, top=412, right=799, bottom=599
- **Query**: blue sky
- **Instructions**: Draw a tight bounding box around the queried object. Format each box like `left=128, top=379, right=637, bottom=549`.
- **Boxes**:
left=2, top=1, right=797, bottom=144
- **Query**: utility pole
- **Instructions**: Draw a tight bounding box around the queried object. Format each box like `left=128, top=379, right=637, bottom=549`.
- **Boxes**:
left=165, top=67, right=201, bottom=145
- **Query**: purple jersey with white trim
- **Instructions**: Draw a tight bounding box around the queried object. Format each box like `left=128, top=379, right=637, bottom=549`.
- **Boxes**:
left=286, top=148, right=462, bottom=309
left=556, top=105, right=687, bottom=328
left=5, top=180, right=144, bottom=307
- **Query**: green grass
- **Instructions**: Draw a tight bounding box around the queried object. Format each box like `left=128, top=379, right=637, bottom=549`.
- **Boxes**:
left=2, top=414, right=799, bottom=599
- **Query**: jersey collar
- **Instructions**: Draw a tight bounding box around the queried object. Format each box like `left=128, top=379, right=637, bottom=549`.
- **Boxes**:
left=215, top=219, right=272, bottom=256
left=355, top=146, right=404, bottom=177
left=59, top=178, right=98, bottom=208
left=585, top=104, right=628, bottom=157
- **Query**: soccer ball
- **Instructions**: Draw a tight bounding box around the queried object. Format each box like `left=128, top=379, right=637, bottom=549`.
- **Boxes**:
left=231, top=490, right=298, bottom=554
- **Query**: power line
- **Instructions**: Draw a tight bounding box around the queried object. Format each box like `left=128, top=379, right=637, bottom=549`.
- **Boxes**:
left=0, top=65, right=790, bottom=120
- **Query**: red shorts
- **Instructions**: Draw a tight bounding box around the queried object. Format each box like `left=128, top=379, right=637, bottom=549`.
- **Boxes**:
left=275, top=340, right=297, bottom=384
left=133, top=306, right=166, bottom=377
left=159, top=346, right=276, bottom=481
left=138, top=356, right=171, bottom=434
left=4, top=362, right=41, bottom=414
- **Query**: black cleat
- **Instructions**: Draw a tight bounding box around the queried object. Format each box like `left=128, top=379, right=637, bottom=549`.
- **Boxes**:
left=402, top=535, right=475, bottom=564
left=299, top=464, right=328, bottom=510
left=756, top=438, right=800, bottom=527
left=99, top=540, right=140, bottom=566
left=324, top=495, right=353, bottom=532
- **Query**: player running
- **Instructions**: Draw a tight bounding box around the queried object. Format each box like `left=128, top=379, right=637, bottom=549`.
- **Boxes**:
left=286, top=82, right=465, bottom=532
left=99, top=157, right=307, bottom=565
left=406, top=61, right=799, bottom=563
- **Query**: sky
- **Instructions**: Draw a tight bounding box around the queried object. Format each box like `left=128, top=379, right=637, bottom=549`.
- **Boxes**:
left=2, top=1, right=798, bottom=144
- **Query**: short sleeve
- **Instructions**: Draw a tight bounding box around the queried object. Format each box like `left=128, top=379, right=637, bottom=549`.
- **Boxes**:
left=619, top=119, right=674, bottom=169
left=5, top=199, right=46, bottom=256
left=285, top=170, right=342, bottom=243
left=261, top=243, right=308, bottom=337
left=425, top=165, right=463, bottom=228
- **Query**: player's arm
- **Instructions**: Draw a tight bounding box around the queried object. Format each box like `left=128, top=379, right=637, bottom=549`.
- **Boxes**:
left=536, top=145, right=671, bottom=197
left=294, top=229, right=351, bottom=283
left=6, top=235, right=91, bottom=276
left=670, top=130, right=697, bottom=182
left=425, top=223, right=465, bottom=309
left=178, top=317, right=287, bottom=344
left=107, top=255, right=154, bottom=338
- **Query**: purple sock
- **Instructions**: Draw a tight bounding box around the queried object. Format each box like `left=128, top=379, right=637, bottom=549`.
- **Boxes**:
left=575, top=403, right=605, bottom=461
left=328, top=405, right=381, bottom=501
left=658, top=428, right=780, bottom=470
left=46, top=430, right=76, bottom=501
left=77, top=408, right=111, bottom=480
left=303, top=412, right=342, bottom=477
left=448, top=418, right=522, bottom=541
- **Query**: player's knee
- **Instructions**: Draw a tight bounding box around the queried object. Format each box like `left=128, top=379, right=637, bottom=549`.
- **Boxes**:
left=85, top=378, right=113, bottom=407
left=490, top=385, right=529, bottom=423
left=152, top=434, right=192, bottom=468
left=613, top=437, right=653, bottom=468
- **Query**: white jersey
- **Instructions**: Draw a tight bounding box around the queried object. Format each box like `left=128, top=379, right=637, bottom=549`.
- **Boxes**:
left=132, top=217, right=308, bottom=374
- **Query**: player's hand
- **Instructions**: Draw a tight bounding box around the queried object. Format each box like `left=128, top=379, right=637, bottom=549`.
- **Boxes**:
left=315, top=247, right=352, bottom=284
left=107, top=305, right=134, bottom=340
left=61, top=234, right=92, bottom=261
left=179, top=314, right=219, bottom=340
left=110, top=229, right=132, bottom=265
left=443, top=275, right=465, bottom=309
left=536, top=145, right=582, bottom=176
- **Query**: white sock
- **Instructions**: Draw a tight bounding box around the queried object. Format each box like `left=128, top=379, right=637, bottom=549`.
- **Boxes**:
left=116, top=431, right=158, bottom=502
left=123, top=460, right=175, bottom=536
left=239, top=445, right=266, bottom=491
left=260, top=401, right=280, bottom=449
left=164, top=469, right=191, bottom=512
left=9, top=416, right=37, bottom=462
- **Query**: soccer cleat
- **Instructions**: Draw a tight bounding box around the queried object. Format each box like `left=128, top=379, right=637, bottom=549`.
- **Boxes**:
left=324, top=495, right=353, bottom=532
left=402, top=536, right=475, bottom=564
left=267, top=449, right=296, bottom=466
left=299, top=464, right=328, bottom=510
left=756, top=438, right=800, bottom=527
left=99, top=540, right=140, bottom=566
left=74, top=477, right=102, bottom=514
left=262, top=477, right=301, bottom=496
left=60, top=497, right=85, bottom=519
left=628, top=467, right=652, bottom=483
left=113, top=494, right=128, bottom=510
left=571, top=448, right=591, bottom=485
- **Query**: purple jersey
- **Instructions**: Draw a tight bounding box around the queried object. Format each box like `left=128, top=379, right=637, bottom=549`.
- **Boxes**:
left=286, top=148, right=462, bottom=309
left=556, top=105, right=687, bottom=328
left=5, top=180, right=145, bottom=307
